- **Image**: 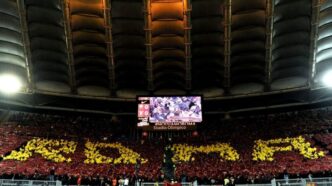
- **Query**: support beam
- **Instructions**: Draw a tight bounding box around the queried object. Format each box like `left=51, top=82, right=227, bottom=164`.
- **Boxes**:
left=224, top=0, right=231, bottom=93
left=144, top=0, right=154, bottom=91
left=62, top=0, right=77, bottom=94
left=17, top=0, right=33, bottom=92
left=184, top=0, right=192, bottom=90
left=103, top=0, right=116, bottom=94
left=309, top=0, right=321, bottom=87
left=265, top=0, right=274, bottom=91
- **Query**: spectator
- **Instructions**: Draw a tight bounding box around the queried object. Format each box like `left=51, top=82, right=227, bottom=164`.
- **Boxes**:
left=124, top=177, right=129, bottom=186
left=283, top=170, right=289, bottom=184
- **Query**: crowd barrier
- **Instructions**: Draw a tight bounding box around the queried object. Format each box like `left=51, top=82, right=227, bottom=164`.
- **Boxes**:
left=155, top=178, right=332, bottom=186
left=270, top=177, right=332, bottom=186
left=2, top=178, right=332, bottom=186
left=236, top=184, right=271, bottom=186
left=141, top=182, right=193, bottom=186
left=0, top=179, right=61, bottom=186
left=129, top=179, right=332, bottom=186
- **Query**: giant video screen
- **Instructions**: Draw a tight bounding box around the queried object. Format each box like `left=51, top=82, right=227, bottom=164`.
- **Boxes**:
left=137, top=96, right=202, bottom=130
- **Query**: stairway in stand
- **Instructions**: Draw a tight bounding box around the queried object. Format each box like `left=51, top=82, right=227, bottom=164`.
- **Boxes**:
left=163, top=143, right=175, bottom=181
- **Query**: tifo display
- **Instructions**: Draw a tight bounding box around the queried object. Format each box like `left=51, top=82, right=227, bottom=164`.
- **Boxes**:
left=1, top=136, right=325, bottom=164
left=137, top=96, right=202, bottom=130
left=2, top=109, right=332, bottom=182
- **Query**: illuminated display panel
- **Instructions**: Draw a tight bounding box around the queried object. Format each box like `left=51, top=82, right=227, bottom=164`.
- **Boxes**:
left=137, top=96, right=202, bottom=130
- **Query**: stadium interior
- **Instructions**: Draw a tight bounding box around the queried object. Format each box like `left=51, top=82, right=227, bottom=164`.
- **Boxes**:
left=1, top=0, right=332, bottom=186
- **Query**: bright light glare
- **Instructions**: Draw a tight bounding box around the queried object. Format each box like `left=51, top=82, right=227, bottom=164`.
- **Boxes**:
left=322, top=70, right=332, bottom=87
left=0, top=74, right=22, bottom=94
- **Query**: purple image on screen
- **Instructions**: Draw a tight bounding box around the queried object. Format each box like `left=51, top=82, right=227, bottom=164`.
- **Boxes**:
left=149, top=96, right=202, bottom=123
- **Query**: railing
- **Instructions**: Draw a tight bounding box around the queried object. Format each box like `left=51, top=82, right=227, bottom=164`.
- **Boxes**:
left=141, top=182, right=193, bottom=186
left=236, top=184, right=271, bottom=186
left=0, top=179, right=61, bottom=186
left=3, top=177, right=332, bottom=186
left=273, top=177, right=332, bottom=186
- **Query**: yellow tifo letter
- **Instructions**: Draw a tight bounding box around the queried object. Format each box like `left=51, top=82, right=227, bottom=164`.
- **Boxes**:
left=171, top=143, right=240, bottom=163
left=252, top=136, right=325, bottom=161
left=84, top=141, right=147, bottom=164
left=3, top=138, right=77, bottom=163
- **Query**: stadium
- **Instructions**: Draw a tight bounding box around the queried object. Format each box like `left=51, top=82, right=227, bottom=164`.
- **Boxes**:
left=1, top=0, right=332, bottom=185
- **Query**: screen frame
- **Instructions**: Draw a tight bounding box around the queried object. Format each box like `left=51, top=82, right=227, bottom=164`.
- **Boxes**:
left=136, top=95, right=204, bottom=130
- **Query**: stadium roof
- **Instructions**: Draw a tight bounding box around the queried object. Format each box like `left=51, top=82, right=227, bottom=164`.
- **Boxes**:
left=0, top=0, right=332, bottom=115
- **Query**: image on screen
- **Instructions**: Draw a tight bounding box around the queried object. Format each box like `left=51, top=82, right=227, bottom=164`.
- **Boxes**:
left=149, top=96, right=202, bottom=123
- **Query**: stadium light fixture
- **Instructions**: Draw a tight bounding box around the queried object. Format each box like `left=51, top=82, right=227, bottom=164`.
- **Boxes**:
left=0, top=74, right=22, bottom=94
left=322, top=70, right=332, bottom=87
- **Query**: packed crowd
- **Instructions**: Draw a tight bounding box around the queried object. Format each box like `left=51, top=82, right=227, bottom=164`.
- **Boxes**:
left=0, top=108, right=331, bottom=185
left=172, top=108, right=332, bottom=182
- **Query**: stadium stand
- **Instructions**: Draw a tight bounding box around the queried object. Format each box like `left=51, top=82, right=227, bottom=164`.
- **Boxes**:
left=0, top=108, right=332, bottom=185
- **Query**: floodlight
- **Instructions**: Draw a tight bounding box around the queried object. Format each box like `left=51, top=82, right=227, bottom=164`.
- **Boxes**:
left=0, top=74, right=22, bottom=94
